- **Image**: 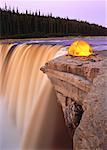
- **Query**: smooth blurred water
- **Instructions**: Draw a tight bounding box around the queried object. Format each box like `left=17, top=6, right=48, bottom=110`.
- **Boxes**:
left=0, top=98, right=21, bottom=150
left=0, top=44, right=71, bottom=149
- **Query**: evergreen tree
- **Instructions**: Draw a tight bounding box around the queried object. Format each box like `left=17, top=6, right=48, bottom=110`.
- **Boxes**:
left=0, top=5, right=107, bottom=39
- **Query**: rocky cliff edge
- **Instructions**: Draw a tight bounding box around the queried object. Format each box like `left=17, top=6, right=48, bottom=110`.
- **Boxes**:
left=41, top=51, right=107, bottom=150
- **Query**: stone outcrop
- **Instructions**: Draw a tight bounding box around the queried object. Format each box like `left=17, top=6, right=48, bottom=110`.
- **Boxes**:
left=41, top=51, right=107, bottom=150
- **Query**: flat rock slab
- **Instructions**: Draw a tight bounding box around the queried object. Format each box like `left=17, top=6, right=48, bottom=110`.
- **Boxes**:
left=42, top=52, right=106, bottom=81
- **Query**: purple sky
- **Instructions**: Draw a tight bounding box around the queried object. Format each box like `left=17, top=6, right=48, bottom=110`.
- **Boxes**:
left=1, top=0, right=107, bottom=27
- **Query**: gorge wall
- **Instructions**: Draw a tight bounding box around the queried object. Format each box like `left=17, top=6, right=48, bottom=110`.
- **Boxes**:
left=41, top=51, right=107, bottom=150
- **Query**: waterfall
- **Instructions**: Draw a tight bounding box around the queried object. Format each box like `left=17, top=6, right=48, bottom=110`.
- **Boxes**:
left=0, top=44, right=71, bottom=149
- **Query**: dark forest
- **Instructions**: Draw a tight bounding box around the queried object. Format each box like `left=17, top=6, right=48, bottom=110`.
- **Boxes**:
left=0, top=5, right=107, bottom=39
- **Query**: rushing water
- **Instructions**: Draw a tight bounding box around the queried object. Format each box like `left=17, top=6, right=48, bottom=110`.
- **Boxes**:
left=0, top=37, right=107, bottom=149
left=0, top=44, right=72, bottom=149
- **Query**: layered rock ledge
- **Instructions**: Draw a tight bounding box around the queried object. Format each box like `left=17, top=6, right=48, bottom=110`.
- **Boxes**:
left=41, top=51, right=107, bottom=150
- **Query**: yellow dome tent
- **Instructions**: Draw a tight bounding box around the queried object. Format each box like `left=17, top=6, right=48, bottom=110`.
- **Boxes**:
left=68, top=40, right=93, bottom=57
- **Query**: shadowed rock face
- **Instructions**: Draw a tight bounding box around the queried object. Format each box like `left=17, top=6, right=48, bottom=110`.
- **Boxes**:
left=41, top=52, right=107, bottom=150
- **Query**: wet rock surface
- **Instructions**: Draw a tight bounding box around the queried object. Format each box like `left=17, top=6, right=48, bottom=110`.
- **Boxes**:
left=41, top=51, right=107, bottom=150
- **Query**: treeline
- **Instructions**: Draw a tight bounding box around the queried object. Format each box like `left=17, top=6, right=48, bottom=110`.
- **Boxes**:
left=0, top=5, right=107, bottom=39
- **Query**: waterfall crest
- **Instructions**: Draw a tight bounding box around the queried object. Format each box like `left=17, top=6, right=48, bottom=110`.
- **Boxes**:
left=0, top=44, right=71, bottom=149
